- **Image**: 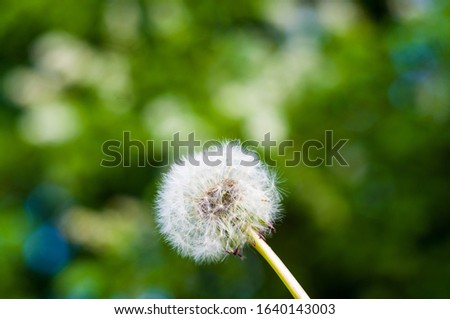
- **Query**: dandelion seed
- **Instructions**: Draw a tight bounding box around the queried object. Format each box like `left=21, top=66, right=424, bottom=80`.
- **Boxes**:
left=156, top=141, right=280, bottom=263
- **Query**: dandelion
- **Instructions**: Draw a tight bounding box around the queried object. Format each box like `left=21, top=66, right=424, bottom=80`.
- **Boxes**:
left=155, top=141, right=309, bottom=299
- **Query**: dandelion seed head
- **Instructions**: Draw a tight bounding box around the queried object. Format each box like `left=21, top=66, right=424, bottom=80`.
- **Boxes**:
left=155, top=141, right=281, bottom=263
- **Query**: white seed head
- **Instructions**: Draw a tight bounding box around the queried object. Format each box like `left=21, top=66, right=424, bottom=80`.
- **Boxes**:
left=155, top=141, right=282, bottom=263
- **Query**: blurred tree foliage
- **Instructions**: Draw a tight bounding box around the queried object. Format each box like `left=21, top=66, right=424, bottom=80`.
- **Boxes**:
left=0, top=0, right=449, bottom=298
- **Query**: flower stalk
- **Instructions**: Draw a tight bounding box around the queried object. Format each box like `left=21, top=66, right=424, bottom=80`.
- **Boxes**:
left=247, top=227, right=310, bottom=299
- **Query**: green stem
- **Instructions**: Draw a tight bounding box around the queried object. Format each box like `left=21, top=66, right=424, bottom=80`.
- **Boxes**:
left=247, top=228, right=310, bottom=299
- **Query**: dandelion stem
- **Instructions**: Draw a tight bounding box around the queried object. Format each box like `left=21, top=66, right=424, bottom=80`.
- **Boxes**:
left=247, top=227, right=310, bottom=299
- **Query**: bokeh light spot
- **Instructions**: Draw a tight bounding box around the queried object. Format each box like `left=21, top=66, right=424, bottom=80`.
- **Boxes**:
left=23, top=224, right=70, bottom=275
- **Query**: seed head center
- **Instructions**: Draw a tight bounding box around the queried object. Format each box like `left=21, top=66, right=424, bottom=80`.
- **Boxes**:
left=199, top=179, right=237, bottom=216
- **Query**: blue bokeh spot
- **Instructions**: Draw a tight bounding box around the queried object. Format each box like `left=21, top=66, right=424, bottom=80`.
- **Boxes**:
left=23, top=224, right=70, bottom=275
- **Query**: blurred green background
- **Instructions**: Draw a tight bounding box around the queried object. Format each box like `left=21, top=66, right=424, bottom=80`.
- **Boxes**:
left=0, top=0, right=449, bottom=298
